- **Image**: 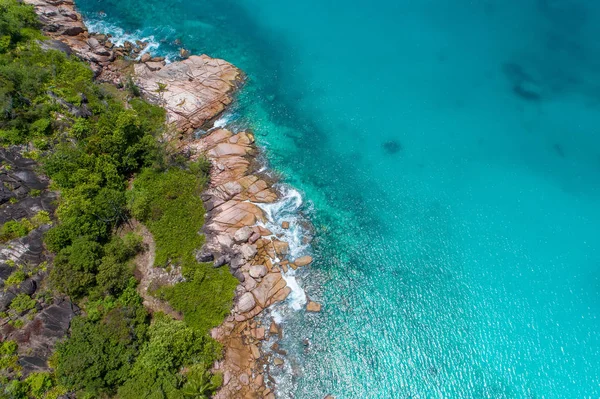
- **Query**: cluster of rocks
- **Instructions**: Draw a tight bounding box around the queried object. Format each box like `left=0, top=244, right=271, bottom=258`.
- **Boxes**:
left=21, top=1, right=324, bottom=397
left=25, top=0, right=242, bottom=117
left=0, top=148, right=77, bottom=376
left=183, top=128, right=319, bottom=398
left=25, top=0, right=118, bottom=79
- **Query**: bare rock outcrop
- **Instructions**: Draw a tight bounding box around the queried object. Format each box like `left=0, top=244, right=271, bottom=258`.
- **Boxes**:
left=24, top=0, right=116, bottom=77
left=5, top=298, right=78, bottom=374
left=0, top=148, right=74, bottom=376
left=134, top=56, right=242, bottom=133
left=187, top=128, right=300, bottom=398
left=24, top=0, right=243, bottom=128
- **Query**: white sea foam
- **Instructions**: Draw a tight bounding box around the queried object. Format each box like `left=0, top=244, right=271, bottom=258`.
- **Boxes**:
left=213, top=113, right=233, bottom=128
left=257, top=185, right=310, bottom=258
left=270, top=309, right=283, bottom=324
left=255, top=185, right=312, bottom=311
left=83, top=18, right=176, bottom=62
left=210, top=114, right=312, bottom=313
left=280, top=272, right=307, bottom=310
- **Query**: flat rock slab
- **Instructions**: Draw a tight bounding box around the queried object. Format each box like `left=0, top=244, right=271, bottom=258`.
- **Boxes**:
left=134, top=56, right=242, bottom=132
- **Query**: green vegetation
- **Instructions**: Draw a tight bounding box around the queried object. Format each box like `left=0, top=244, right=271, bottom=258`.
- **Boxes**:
left=0, top=340, right=20, bottom=378
left=0, top=1, right=237, bottom=397
left=50, top=234, right=139, bottom=299
left=0, top=211, right=52, bottom=242
left=1, top=351, right=65, bottom=399
left=129, top=164, right=208, bottom=268
left=8, top=293, right=36, bottom=314
left=0, top=0, right=41, bottom=53
left=0, top=1, right=237, bottom=398
left=54, top=286, right=148, bottom=397
left=0, top=220, right=28, bottom=241
left=117, top=314, right=222, bottom=399
left=4, top=269, right=26, bottom=288
left=129, top=165, right=237, bottom=334
left=156, top=262, right=238, bottom=334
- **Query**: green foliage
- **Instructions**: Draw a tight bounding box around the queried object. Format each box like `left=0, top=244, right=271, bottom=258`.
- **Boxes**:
left=0, top=45, right=92, bottom=145
left=129, top=165, right=208, bottom=267
left=156, top=263, right=237, bottom=335
left=181, top=366, right=223, bottom=398
left=55, top=289, right=148, bottom=397
left=8, top=319, right=24, bottom=328
left=0, top=220, right=28, bottom=241
left=9, top=293, right=36, bottom=314
left=23, top=372, right=55, bottom=398
left=50, top=237, right=102, bottom=298
left=126, top=165, right=234, bottom=397
left=0, top=0, right=40, bottom=53
left=117, top=315, right=221, bottom=399
left=4, top=269, right=25, bottom=288
left=155, top=82, right=168, bottom=93
left=0, top=340, right=20, bottom=376
left=95, top=234, right=140, bottom=296
left=0, top=211, right=52, bottom=242
left=31, top=210, right=51, bottom=226
left=1, top=371, right=64, bottom=399
left=50, top=234, right=142, bottom=299
left=130, top=165, right=236, bottom=333
left=125, top=75, right=140, bottom=97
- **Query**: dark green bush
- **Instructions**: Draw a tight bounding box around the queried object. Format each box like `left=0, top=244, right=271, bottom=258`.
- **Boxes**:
left=0, top=0, right=40, bottom=53
left=55, top=288, right=148, bottom=396
left=117, top=314, right=222, bottom=399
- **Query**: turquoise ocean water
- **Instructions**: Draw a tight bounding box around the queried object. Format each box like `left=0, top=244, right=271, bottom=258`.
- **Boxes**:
left=76, top=1, right=600, bottom=397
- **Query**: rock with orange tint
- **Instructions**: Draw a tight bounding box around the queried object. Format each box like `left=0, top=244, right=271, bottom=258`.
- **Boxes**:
left=306, top=301, right=322, bottom=312
left=294, top=255, right=313, bottom=267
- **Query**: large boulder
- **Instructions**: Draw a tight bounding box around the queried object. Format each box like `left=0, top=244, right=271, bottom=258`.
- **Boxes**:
left=294, top=255, right=313, bottom=267
left=306, top=301, right=322, bottom=312
left=249, top=265, right=267, bottom=279
left=233, top=226, right=253, bottom=243
left=237, top=292, right=256, bottom=314
left=251, top=272, right=288, bottom=308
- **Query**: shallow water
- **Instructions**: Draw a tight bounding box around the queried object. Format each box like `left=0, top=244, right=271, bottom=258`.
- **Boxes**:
left=76, top=0, right=600, bottom=397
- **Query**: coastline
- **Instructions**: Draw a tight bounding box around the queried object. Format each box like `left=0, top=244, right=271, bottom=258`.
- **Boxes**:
left=23, top=0, right=321, bottom=397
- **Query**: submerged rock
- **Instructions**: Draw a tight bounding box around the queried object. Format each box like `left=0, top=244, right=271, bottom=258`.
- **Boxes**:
left=306, top=301, right=322, bottom=312
left=503, top=63, right=543, bottom=101
left=294, top=255, right=313, bottom=267
left=382, top=140, right=402, bottom=154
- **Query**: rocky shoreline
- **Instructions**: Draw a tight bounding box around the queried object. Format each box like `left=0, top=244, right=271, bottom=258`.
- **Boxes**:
left=22, top=0, right=322, bottom=397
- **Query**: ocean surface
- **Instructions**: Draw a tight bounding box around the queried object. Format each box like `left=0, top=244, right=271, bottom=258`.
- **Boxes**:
left=76, top=0, right=600, bottom=397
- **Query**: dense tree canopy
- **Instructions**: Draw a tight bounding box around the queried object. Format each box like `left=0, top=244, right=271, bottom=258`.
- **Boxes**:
left=0, top=1, right=236, bottom=398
